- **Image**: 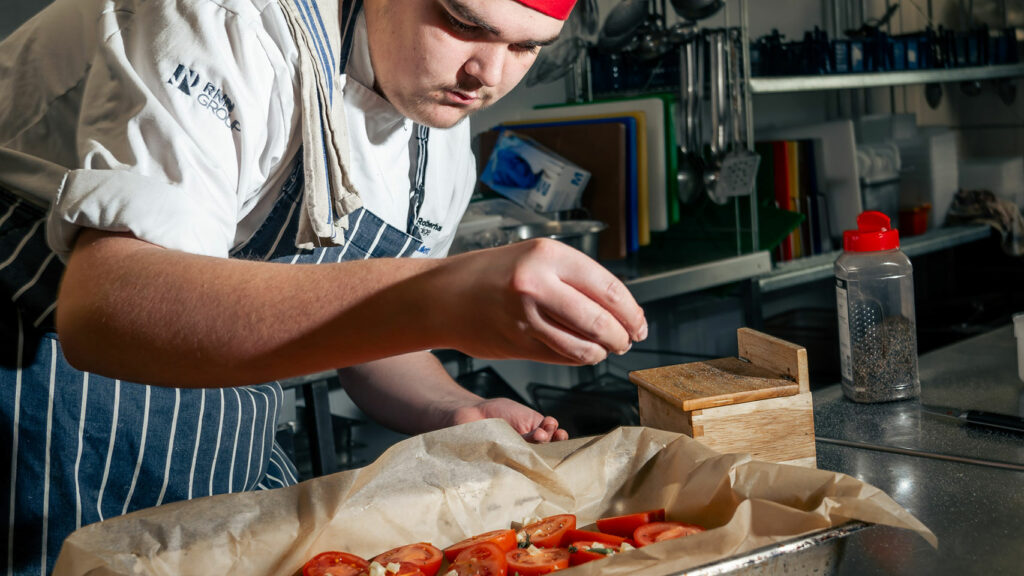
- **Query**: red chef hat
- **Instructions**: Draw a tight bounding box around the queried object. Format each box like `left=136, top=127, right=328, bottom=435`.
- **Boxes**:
left=515, top=0, right=577, bottom=20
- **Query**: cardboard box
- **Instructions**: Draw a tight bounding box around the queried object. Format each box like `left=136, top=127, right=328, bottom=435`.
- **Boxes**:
left=480, top=130, right=591, bottom=214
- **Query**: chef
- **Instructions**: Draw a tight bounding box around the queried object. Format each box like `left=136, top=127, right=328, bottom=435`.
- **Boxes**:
left=0, top=0, right=647, bottom=573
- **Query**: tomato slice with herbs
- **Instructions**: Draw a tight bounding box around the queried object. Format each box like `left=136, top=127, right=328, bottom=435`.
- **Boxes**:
left=302, top=551, right=370, bottom=576
left=567, top=541, right=621, bottom=566
left=506, top=547, right=570, bottom=575
left=372, top=542, right=443, bottom=576
left=559, top=529, right=628, bottom=548
left=633, top=521, right=705, bottom=547
left=443, top=529, right=518, bottom=563
left=595, top=508, right=666, bottom=538
left=450, top=542, right=509, bottom=576
left=520, top=514, right=576, bottom=548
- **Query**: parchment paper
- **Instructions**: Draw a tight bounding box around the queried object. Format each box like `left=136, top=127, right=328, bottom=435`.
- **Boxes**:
left=53, top=420, right=935, bottom=576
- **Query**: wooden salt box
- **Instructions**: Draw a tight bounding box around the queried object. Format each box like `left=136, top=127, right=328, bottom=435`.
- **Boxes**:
left=629, top=328, right=817, bottom=468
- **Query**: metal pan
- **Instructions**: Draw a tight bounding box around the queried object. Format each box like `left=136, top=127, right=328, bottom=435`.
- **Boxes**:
left=501, top=220, right=607, bottom=260
left=598, top=0, right=649, bottom=52
left=677, top=521, right=871, bottom=575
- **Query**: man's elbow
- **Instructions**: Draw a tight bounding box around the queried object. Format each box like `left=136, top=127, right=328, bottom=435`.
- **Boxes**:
left=55, top=300, right=96, bottom=372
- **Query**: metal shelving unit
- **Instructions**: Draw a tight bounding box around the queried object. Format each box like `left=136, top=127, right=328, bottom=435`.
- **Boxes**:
left=756, top=224, right=992, bottom=292
left=598, top=2, right=1009, bottom=311
left=611, top=251, right=773, bottom=304
left=749, top=63, right=1024, bottom=94
left=735, top=0, right=1009, bottom=324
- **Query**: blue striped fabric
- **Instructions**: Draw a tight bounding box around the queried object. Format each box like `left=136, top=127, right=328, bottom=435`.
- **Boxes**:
left=0, top=196, right=61, bottom=333
left=0, top=328, right=296, bottom=573
left=406, top=124, right=430, bottom=238
left=231, top=156, right=424, bottom=263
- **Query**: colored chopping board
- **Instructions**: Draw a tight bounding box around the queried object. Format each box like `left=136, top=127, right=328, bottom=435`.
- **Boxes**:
left=478, top=121, right=630, bottom=260
left=637, top=93, right=681, bottom=225
left=524, top=97, right=669, bottom=234
left=505, top=111, right=648, bottom=249
left=761, top=120, right=862, bottom=241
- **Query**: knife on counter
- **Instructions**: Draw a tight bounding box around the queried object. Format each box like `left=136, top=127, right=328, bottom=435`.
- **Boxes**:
left=921, top=405, right=1024, bottom=434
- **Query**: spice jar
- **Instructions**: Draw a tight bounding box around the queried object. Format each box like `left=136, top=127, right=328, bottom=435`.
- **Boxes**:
left=835, top=211, right=920, bottom=403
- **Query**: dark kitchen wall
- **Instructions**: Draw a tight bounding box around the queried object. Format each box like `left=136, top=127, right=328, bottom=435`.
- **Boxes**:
left=1, top=0, right=52, bottom=39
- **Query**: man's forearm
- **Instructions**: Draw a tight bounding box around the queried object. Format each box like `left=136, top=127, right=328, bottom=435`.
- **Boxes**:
left=58, top=228, right=649, bottom=388
left=337, top=351, right=568, bottom=442
left=337, top=351, right=480, bottom=435
left=57, top=229, right=443, bottom=387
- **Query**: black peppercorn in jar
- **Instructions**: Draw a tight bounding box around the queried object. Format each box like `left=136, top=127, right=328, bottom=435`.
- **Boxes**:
left=835, top=211, right=920, bottom=403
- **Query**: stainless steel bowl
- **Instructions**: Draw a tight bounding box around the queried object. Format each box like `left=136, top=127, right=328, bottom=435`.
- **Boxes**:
left=502, top=220, right=607, bottom=259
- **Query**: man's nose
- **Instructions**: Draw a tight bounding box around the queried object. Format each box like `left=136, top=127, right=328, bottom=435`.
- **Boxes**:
left=463, top=43, right=505, bottom=88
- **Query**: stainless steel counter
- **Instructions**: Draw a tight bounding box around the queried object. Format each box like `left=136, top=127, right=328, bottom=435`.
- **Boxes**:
left=811, top=325, right=1024, bottom=575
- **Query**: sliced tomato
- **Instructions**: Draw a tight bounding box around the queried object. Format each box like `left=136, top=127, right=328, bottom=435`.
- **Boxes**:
left=450, top=542, right=508, bottom=576
left=302, top=551, right=370, bottom=576
left=371, top=564, right=422, bottom=576
left=567, top=541, right=620, bottom=566
left=520, top=514, right=576, bottom=548
left=633, top=521, right=705, bottom=547
left=443, top=529, right=517, bottom=563
left=559, top=529, right=628, bottom=548
left=372, top=543, right=443, bottom=576
left=506, top=547, right=570, bottom=575
left=595, top=508, right=666, bottom=538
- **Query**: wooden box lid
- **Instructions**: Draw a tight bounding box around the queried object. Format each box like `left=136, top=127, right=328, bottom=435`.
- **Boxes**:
left=630, top=358, right=799, bottom=411
left=628, top=328, right=808, bottom=411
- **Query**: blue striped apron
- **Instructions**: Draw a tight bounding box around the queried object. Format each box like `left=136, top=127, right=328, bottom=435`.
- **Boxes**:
left=0, top=0, right=430, bottom=573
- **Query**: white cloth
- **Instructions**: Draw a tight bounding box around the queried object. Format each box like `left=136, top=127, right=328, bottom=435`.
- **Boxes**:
left=275, top=0, right=363, bottom=249
left=0, top=0, right=476, bottom=260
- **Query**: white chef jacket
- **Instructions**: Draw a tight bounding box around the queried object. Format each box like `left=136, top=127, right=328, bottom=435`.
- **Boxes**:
left=0, top=0, right=477, bottom=260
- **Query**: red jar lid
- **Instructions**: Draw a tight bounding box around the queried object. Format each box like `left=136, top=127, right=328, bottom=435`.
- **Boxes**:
left=843, top=211, right=900, bottom=252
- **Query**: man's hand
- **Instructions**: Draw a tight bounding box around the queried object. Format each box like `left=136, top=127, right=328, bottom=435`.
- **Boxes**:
left=428, top=239, right=648, bottom=367
left=451, top=397, right=569, bottom=443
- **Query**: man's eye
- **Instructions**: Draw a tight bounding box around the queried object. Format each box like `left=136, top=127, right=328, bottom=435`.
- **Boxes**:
left=446, top=13, right=478, bottom=33
left=511, top=44, right=540, bottom=55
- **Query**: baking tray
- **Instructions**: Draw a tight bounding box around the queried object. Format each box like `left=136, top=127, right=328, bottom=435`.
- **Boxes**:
left=677, top=521, right=871, bottom=575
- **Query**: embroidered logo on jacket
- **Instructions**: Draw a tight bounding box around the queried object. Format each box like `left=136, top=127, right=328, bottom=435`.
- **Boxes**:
left=167, top=64, right=242, bottom=133
left=169, top=64, right=201, bottom=95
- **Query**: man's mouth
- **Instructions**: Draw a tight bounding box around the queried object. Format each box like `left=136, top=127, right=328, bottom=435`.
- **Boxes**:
left=445, top=89, right=479, bottom=105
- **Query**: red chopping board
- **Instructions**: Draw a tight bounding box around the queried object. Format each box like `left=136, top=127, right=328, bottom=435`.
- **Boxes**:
left=477, top=123, right=628, bottom=260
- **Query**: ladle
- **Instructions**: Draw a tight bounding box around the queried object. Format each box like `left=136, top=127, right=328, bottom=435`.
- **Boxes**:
left=702, top=29, right=727, bottom=200
left=676, top=32, right=700, bottom=205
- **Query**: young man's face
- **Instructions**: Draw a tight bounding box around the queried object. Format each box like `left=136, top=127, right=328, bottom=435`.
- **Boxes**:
left=364, top=0, right=565, bottom=129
